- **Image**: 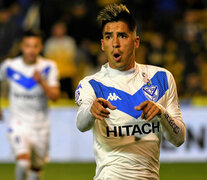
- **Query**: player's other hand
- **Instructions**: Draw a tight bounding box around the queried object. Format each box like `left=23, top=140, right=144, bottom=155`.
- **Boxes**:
left=134, top=100, right=161, bottom=121
left=90, top=98, right=116, bottom=120
left=33, top=70, right=42, bottom=83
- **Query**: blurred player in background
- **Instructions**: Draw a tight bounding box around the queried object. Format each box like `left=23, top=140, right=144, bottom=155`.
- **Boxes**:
left=0, top=30, right=60, bottom=180
left=75, top=3, right=186, bottom=179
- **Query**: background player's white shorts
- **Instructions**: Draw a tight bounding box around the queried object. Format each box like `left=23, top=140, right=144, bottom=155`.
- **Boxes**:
left=8, top=122, right=49, bottom=168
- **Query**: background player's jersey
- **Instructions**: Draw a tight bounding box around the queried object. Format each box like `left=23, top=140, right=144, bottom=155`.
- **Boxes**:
left=0, top=56, right=59, bottom=128
left=76, top=63, right=184, bottom=179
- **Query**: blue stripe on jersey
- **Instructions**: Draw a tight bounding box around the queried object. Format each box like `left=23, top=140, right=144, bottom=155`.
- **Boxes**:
left=7, top=67, right=37, bottom=90
left=42, top=66, right=51, bottom=76
left=6, top=66, right=51, bottom=90
left=89, top=71, right=169, bottom=119
left=76, top=83, right=82, bottom=90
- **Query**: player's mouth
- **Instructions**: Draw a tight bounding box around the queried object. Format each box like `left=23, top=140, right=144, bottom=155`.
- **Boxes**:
left=113, top=53, right=121, bottom=62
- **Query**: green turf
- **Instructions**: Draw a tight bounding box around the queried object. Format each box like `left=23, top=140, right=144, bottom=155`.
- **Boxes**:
left=43, top=162, right=96, bottom=180
left=0, top=162, right=207, bottom=180
left=159, top=162, right=207, bottom=180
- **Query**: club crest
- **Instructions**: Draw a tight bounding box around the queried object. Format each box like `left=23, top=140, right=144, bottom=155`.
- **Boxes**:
left=75, top=84, right=82, bottom=106
left=142, top=85, right=159, bottom=102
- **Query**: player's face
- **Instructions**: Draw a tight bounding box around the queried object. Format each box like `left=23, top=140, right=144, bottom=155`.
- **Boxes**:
left=101, top=21, right=139, bottom=71
left=21, top=37, right=43, bottom=64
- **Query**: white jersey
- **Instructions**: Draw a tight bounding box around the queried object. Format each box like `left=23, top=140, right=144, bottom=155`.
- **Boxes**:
left=0, top=56, right=59, bottom=128
left=75, top=63, right=185, bottom=180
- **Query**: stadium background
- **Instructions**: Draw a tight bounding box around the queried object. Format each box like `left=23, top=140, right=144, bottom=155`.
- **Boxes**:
left=0, top=0, right=207, bottom=179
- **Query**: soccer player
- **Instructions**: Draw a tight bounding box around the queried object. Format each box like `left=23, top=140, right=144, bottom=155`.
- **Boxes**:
left=75, top=3, right=186, bottom=180
left=0, top=30, right=60, bottom=180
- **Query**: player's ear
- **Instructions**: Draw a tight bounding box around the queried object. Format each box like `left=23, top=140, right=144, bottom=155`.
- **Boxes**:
left=134, top=36, right=140, bottom=48
left=101, top=39, right=104, bottom=51
left=20, top=39, right=24, bottom=51
left=39, top=42, right=43, bottom=52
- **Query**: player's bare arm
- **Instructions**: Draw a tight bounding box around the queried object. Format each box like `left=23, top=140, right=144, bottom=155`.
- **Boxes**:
left=33, top=70, right=60, bottom=101
left=90, top=98, right=116, bottom=120
left=134, top=100, right=161, bottom=121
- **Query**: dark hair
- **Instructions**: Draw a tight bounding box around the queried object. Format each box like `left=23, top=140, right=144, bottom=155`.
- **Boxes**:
left=22, top=29, right=44, bottom=41
left=97, top=3, right=137, bottom=33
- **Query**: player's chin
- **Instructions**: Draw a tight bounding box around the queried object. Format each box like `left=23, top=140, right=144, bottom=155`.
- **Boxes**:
left=28, top=56, right=37, bottom=62
left=114, top=63, right=128, bottom=71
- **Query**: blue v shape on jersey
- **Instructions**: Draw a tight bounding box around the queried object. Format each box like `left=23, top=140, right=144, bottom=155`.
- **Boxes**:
left=89, top=71, right=169, bottom=119
left=6, top=66, right=50, bottom=90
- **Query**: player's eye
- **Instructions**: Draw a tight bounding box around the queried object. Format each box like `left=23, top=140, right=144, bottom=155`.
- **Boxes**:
left=105, top=35, right=111, bottom=39
left=119, top=33, right=127, bottom=38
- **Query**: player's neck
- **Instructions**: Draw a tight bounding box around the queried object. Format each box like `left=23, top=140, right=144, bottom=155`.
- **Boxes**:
left=107, top=63, right=136, bottom=76
left=23, top=57, right=37, bottom=65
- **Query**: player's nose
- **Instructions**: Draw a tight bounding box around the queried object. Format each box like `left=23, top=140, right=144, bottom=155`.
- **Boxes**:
left=112, top=36, right=120, bottom=48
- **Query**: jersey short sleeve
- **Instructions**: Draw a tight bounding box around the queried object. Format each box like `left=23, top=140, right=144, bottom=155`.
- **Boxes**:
left=46, top=62, right=59, bottom=87
left=75, top=77, right=96, bottom=106
left=0, top=59, right=10, bottom=81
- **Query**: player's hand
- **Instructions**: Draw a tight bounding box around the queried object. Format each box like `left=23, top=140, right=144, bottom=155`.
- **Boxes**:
left=134, top=100, right=161, bottom=121
left=33, top=70, right=42, bottom=83
left=90, top=98, right=116, bottom=120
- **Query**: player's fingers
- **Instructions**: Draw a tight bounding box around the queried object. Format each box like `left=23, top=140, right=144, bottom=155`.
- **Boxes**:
left=139, top=101, right=158, bottom=120
left=134, top=100, right=149, bottom=111
left=146, top=108, right=160, bottom=121
left=105, top=101, right=116, bottom=110
left=91, top=99, right=111, bottom=119
left=96, top=102, right=111, bottom=114
left=92, top=107, right=110, bottom=120
left=33, top=71, right=41, bottom=82
left=141, top=112, right=145, bottom=119
left=93, top=113, right=105, bottom=120
left=90, top=102, right=101, bottom=114
left=145, top=105, right=157, bottom=118
left=90, top=108, right=104, bottom=120
left=139, top=102, right=152, bottom=119
left=96, top=105, right=110, bottom=116
left=92, top=104, right=110, bottom=116
left=97, top=98, right=116, bottom=111
left=100, top=112, right=110, bottom=118
left=97, top=98, right=107, bottom=105
left=95, top=98, right=106, bottom=109
left=142, top=102, right=153, bottom=115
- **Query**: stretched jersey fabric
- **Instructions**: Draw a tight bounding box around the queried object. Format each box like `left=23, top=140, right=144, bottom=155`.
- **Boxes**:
left=0, top=56, right=59, bottom=128
left=75, top=63, right=185, bottom=180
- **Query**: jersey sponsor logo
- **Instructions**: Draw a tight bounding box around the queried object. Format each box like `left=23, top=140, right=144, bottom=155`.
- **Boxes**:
left=142, top=85, right=159, bottom=102
left=106, top=122, right=160, bottom=137
left=13, top=92, right=44, bottom=99
left=107, top=93, right=122, bottom=101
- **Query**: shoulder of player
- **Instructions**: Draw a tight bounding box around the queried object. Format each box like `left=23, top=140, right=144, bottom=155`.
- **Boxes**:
left=82, top=67, right=105, bottom=82
left=1, top=56, right=21, bottom=67
left=38, top=56, right=57, bottom=67
left=77, top=70, right=104, bottom=91
left=139, top=63, right=172, bottom=76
